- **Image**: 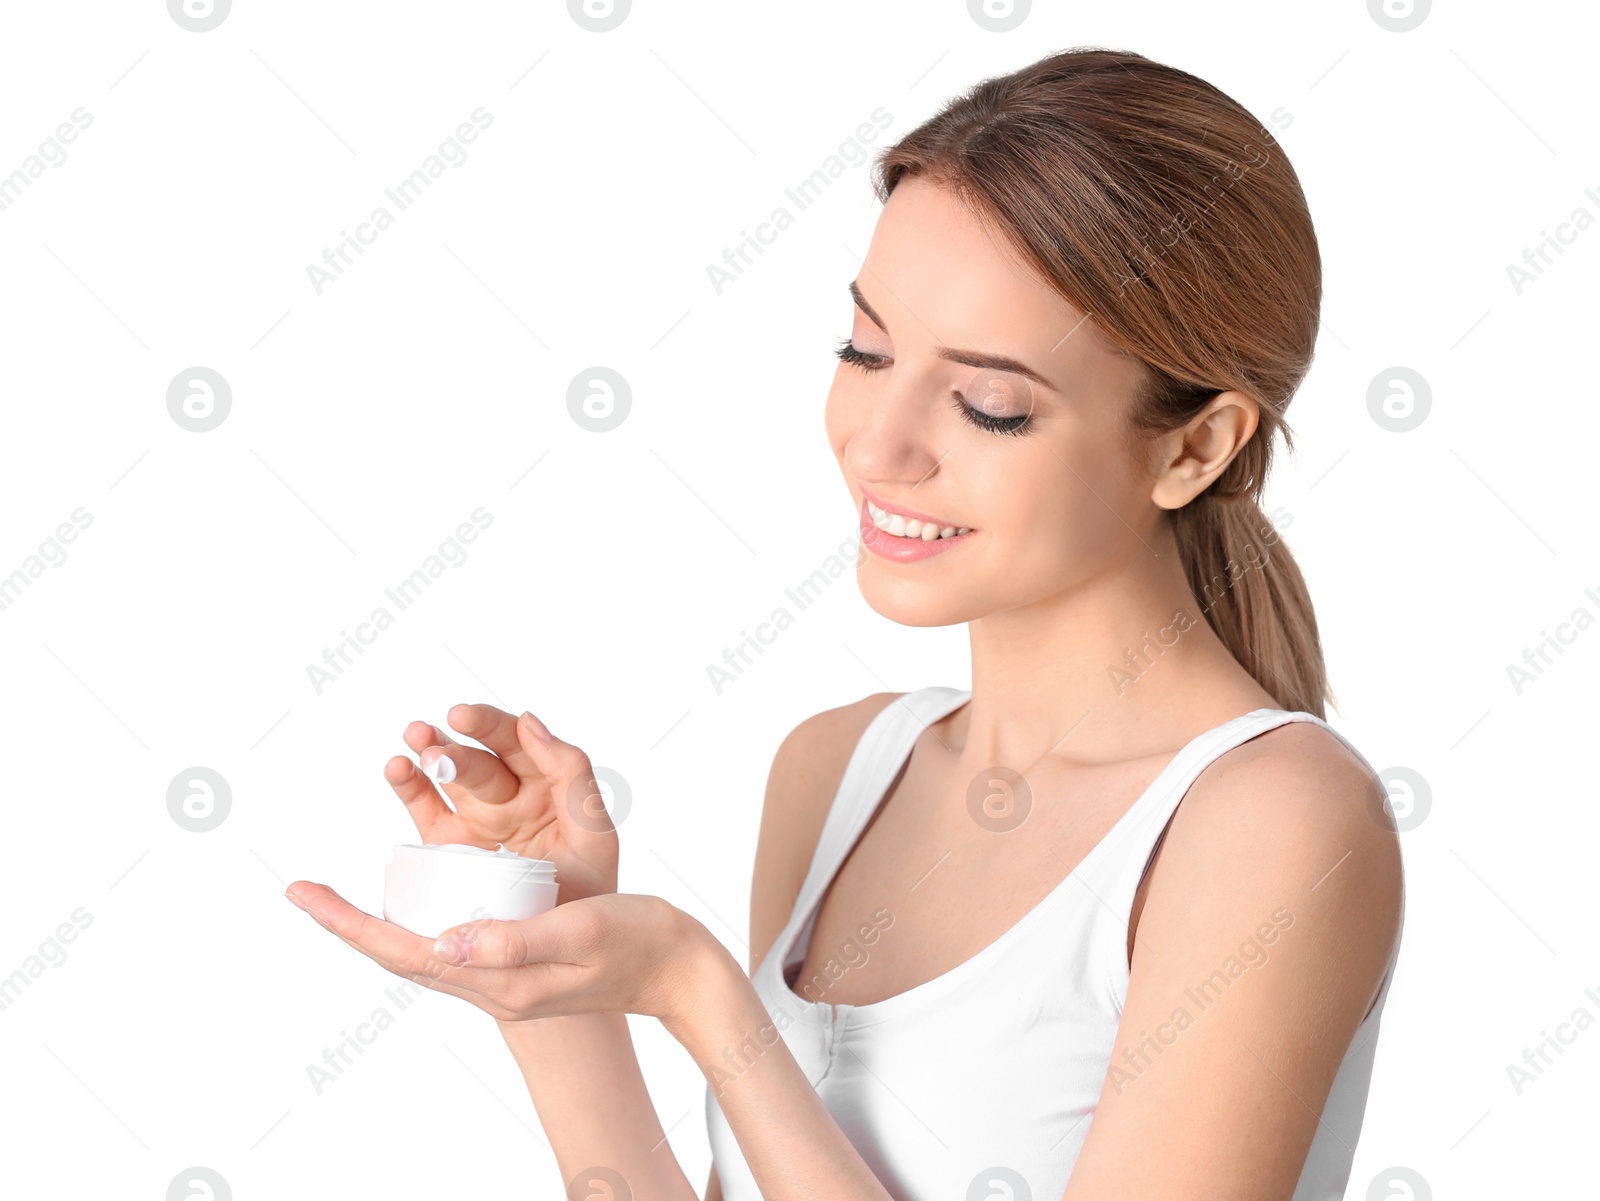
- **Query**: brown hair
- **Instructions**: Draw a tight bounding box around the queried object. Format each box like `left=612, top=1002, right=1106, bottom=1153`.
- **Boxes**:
left=871, top=46, right=1332, bottom=718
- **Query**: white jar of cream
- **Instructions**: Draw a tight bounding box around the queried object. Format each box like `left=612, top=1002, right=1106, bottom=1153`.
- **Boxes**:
left=383, top=843, right=558, bottom=939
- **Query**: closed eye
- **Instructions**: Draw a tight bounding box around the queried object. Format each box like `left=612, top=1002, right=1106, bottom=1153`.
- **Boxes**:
left=834, top=338, right=888, bottom=372
left=834, top=337, right=1032, bottom=436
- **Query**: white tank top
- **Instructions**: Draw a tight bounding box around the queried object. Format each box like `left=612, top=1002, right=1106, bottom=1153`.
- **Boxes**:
left=706, top=685, right=1403, bottom=1201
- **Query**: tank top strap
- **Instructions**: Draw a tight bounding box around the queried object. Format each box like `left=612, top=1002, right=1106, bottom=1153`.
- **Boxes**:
left=1085, top=707, right=1405, bottom=1002
left=1084, top=708, right=1336, bottom=905
left=785, top=686, right=972, bottom=939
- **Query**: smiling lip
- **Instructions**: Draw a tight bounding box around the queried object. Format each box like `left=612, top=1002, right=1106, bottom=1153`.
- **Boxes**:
left=857, top=484, right=965, bottom=531
left=855, top=487, right=974, bottom=563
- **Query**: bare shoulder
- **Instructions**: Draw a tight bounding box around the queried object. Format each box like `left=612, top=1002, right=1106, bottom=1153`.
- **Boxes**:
left=746, top=692, right=903, bottom=976
left=1141, top=717, right=1405, bottom=1000
left=1182, top=719, right=1402, bottom=886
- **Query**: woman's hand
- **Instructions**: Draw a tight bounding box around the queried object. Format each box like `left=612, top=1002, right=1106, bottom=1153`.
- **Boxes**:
left=282, top=886, right=714, bottom=1027
left=390, top=704, right=618, bottom=902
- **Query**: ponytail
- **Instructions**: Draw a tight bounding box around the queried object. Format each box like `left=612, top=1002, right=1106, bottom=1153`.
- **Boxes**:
left=1171, top=494, right=1330, bottom=718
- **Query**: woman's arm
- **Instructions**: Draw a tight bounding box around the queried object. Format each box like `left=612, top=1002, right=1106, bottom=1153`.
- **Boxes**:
left=665, top=928, right=900, bottom=1201
left=497, top=693, right=899, bottom=1201
left=496, top=943, right=901, bottom=1201
left=652, top=696, right=900, bottom=1198
left=497, top=1012, right=700, bottom=1200
left=1058, top=721, right=1405, bottom=1200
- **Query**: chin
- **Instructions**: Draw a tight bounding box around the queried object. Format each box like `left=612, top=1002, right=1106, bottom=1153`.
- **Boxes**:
left=856, top=568, right=979, bottom=629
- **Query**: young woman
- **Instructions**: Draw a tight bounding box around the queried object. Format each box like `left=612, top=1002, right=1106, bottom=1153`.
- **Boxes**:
left=288, top=47, right=1405, bottom=1201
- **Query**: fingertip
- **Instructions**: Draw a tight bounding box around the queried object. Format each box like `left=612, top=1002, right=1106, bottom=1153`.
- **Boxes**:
left=286, top=882, right=332, bottom=914
left=383, top=754, right=415, bottom=782
left=519, top=710, right=554, bottom=744
left=402, top=719, right=445, bottom=754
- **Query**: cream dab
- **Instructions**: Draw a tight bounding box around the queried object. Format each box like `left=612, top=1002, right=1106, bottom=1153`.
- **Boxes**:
left=421, top=747, right=457, bottom=784
left=421, top=842, right=529, bottom=860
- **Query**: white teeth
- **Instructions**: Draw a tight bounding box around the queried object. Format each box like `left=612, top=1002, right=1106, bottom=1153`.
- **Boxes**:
left=866, top=500, right=969, bottom=541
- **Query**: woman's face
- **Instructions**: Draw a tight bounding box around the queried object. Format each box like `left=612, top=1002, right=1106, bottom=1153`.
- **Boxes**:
left=825, top=175, right=1163, bottom=628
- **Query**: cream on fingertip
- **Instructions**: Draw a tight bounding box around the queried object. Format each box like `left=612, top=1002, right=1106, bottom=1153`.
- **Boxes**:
left=422, top=749, right=457, bottom=784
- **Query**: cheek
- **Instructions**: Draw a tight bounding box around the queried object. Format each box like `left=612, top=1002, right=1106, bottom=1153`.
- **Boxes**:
left=977, top=432, right=1135, bottom=571
left=976, top=449, right=1071, bottom=547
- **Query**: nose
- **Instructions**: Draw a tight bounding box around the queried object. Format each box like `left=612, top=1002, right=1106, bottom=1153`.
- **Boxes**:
left=841, top=376, right=947, bottom=488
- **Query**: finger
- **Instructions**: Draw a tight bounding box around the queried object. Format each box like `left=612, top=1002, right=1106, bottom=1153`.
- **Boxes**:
left=397, top=717, right=470, bottom=821
left=434, top=905, right=585, bottom=970
left=419, top=739, right=521, bottom=807
left=446, top=703, right=606, bottom=830
left=402, top=718, right=461, bottom=754
left=445, top=703, right=544, bottom=779
left=286, top=888, right=508, bottom=1010
left=515, top=715, right=613, bottom=837
left=383, top=754, right=455, bottom=832
left=287, top=881, right=480, bottom=989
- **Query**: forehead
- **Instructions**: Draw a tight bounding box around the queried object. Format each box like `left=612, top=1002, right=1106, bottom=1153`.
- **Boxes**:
left=859, top=175, right=1120, bottom=367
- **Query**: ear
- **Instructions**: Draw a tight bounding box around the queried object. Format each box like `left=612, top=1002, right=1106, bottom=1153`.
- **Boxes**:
left=1149, top=390, right=1260, bottom=510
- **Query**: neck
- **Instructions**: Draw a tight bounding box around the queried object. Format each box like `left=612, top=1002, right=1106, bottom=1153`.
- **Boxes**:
left=953, top=527, right=1272, bottom=770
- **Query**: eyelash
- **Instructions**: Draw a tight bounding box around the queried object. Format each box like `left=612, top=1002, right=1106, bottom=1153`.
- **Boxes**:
left=833, top=337, right=1032, bottom=437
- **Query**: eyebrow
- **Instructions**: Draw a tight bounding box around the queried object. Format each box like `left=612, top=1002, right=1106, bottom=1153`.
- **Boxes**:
left=848, top=279, right=1058, bottom=392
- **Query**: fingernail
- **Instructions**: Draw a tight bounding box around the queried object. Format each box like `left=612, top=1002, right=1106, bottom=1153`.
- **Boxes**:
left=422, top=747, right=456, bottom=783
left=520, top=711, right=553, bottom=743
left=434, top=936, right=468, bottom=964
left=285, top=889, right=310, bottom=912
left=304, top=903, right=333, bottom=928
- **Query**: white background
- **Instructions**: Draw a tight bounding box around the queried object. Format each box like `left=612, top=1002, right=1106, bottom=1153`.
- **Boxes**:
left=0, top=1, right=1594, bottom=1197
